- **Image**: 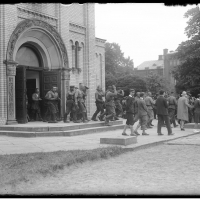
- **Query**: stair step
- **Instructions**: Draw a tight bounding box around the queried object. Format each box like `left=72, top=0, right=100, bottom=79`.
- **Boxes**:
left=0, top=124, right=124, bottom=138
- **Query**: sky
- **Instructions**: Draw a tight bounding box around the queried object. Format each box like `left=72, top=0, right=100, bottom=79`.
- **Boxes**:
left=95, top=3, right=196, bottom=67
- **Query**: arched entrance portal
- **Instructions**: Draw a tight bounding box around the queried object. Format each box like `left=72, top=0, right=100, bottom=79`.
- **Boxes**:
left=5, top=19, right=70, bottom=124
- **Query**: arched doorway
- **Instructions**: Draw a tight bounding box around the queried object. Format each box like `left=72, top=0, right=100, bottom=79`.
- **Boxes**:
left=5, top=19, right=70, bottom=124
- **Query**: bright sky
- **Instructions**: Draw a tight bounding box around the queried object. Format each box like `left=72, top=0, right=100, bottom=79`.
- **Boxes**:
left=95, top=3, right=196, bottom=67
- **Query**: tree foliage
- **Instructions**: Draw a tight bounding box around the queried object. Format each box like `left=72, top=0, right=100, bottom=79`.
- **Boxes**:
left=172, top=6, right=200, bottom=95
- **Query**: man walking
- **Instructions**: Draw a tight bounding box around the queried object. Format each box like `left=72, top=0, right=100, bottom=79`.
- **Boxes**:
left=156, top=90, right=174, bottom=135
left=145, top=92, right=155, bottom=128
left=168, top=92, right=178, bottom=128
left=122, top=89, right=138, bottom=136
left=133, top=92, right=149, bottom=135
left=114, top=87, right=124, bottom=119
left=104, top=85, right=117, bottom=126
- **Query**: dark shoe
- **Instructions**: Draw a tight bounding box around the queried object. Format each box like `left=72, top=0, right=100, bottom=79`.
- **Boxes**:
left=142, top=132, right=149, bottom=136
left=92, top=119, right=98, bottom=121
left=122, top=133, right=129, bottom=136
left=64, top=120, right=70, bottom=123
left=130, top=133, right=137, bottom=136
left=73, top=120, right=81, bottom=123
left=147, top=126, right=152, bottom=129
left=115, top=117, right=119, bottom=120
left=150, top=124, right=154, bottom=126
left=181, top=128, right=185, bottom=131
left=168, top=133, right=175, bottom=135
left=48, top=121, right=58, bottom=123
left=158, top=133, right=164, bottom=136
left=174, top=125, right=178, bottom=128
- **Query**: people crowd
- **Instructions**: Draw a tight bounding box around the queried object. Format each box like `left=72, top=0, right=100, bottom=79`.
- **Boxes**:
left=27, top=83, right=200, bottom=134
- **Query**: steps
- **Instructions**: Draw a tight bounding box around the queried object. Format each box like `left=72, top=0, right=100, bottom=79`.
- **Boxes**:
left=0, top=120, right=124, bottom=137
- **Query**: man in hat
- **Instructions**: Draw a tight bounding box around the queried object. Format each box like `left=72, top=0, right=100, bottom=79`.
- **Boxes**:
left=44, top=86, right=60, bottom=123
left=104, top=85, right=117, bottom=126
left=63, top=86, right=76, bottom=123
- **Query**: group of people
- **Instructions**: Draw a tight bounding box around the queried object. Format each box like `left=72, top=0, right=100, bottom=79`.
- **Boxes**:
left=28, top=83, right=200, bottom=134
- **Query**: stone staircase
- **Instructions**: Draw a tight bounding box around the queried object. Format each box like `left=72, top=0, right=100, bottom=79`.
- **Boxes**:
left=0, top=120, right=124, bottom=137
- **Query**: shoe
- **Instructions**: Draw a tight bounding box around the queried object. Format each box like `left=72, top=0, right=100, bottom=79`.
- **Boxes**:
left=168, top=133, right=175, bottom=135
left=134, top=131, right=140, bottom=135
left=147, top=126, right=152, bottom=129
left=158, top=133, right=164, bottom=136
left=150, top=124, right=154, bottom=126
left=181, top=128, right=185, bottom=131
left=92, top=119, right=98, bottom=121
left=64, top=120, right=70, bottom=123
left=115, top=117, right=119, bottom=120
left=174, top=125, right=178, bottom=128
left=122, top=133, right=129, bottom=136
left=130, top=133, right=137, bottom=136
left=142, top=132, right=149, bottom=136
left=48, top=121, right=58, bottom=123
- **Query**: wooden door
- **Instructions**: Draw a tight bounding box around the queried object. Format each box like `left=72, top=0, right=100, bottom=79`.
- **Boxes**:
left=41, top=71, right=61, bottom=118
left=15, top=66, right=27, bottom=123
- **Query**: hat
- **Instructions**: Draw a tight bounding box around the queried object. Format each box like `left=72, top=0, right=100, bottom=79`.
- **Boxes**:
left=130, top=89, right=135, bottom=92
left=85, top=86, right=89, bottom=89
left=181, top=91, right=187, bottom=96
left=70, top=86, right=75, bottom=88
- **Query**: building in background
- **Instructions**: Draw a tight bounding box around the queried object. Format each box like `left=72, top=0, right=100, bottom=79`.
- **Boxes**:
left=134, top=49, right=180, bottom=92
left=0, top=3, right=106, bottom=125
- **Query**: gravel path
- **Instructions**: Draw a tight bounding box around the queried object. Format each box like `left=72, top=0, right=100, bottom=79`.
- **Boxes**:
left=3, top=135, right=200, bottom=196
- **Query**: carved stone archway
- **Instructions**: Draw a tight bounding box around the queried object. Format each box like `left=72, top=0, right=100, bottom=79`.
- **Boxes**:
left=4, top=18, right=71, bottom=124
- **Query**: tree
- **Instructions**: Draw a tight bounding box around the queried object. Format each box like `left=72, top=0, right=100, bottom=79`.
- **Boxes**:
left=105, top=42, right=134, bottom=76
left=145, top=72, right=171, bottom=95
left=172, top=6, right=200, bottom=95
left=105, top=73, right=117, bottom=88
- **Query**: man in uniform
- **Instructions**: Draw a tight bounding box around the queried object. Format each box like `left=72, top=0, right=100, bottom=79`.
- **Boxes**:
left=75, top=83, right=88, bottom=123
left=114, top=87, right=124, bottom=120
left=145, top=92, right=155, bottom=128
left=168, top=92, right=178, bottom=128
left=104, top=85, right=117, bottom=126
left=63, top=86, right=76, bottom=123
left=31, top=88, right=43, bottom=121
left=44, top=86, right=60, bottom=123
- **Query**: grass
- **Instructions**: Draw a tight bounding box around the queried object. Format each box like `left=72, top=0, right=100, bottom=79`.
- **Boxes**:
left=0, top=146, right=130, bottom=188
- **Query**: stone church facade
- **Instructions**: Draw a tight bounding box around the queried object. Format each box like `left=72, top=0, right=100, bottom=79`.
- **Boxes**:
left=0, top=3, right=106, bottom=125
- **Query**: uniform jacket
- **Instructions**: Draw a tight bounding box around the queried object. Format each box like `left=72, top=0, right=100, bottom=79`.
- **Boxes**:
left=137, top=98, right=148, bottom=116
left=144, top=96, right=154, bottom=110
left=167, top=95, right=177, bottom=110
left=126, top=95, right=135, bottom=114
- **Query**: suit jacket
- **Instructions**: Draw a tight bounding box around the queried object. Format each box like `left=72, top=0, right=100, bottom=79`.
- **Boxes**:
left=138, top=98, right=148, bottom=116
left=126, top=95, right=135, bottom=114
left=156, top=95, right=169, bottom=115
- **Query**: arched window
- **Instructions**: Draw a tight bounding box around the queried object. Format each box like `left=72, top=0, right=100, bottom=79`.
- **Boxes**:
left=75, top=41, right=79, bottom=68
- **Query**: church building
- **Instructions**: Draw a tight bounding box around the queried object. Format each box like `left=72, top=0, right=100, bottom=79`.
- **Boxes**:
left=0, top=3, right=106, bottom=125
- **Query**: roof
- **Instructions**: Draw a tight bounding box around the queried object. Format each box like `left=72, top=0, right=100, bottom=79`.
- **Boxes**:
left=137, top=60, right=164, bottom=70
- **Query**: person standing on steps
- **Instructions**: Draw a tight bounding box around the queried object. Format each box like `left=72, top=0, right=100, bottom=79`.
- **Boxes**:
left=91, top=85, right=105, bottom=121
left=122, top=89, right=139, bottom=136
left=63, top=86, right=76, bottom=123
left=31, top=88, right=43, bottom=121
left=167, top=91, right=178, bottom=128
left=177, top=91, right=193, bottom=131
left=155, top=89, right=174, bottom=135
left=75, top=83, right=88, bottom=123
left=114, top=87, right=124, bottom=120
left=145, top=91, right=155, bottom=128
left=104, top=85, right=117, bottom=126
left=44, top=86, right=60, bottom=123
left=133, top=92, right=149, bottom=136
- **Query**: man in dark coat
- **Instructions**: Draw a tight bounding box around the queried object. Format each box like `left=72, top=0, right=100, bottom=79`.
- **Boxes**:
left=121, top=89, right=138, bottom=136
left=155, top=90, right=175, bottom=136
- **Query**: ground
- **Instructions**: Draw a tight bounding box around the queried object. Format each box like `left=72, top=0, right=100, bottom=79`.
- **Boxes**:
left=2, top=134, right=200, bottom=196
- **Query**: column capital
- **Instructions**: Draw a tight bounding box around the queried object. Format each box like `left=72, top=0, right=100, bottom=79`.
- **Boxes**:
left=3, top=60, right=18, bottom=76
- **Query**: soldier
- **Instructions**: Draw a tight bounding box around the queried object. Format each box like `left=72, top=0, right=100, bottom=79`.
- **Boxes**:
left=145, top=92, right=155, bottom=128
left=104, top=85, right=117, bottom=126
left=31, top=88, right=43, bottom=121
left=114, top=87, right=124, bottom=120
left=167, top=92, right=178, bottom=128
left=63, top=86, right=76, bottom=123
left=75, top=83, right=88, bottom=123
left=91, top=85, right=105, bottom=121
left=44, top=86, right=60, bottom=123
left=82, top=84, right=90, bottom=121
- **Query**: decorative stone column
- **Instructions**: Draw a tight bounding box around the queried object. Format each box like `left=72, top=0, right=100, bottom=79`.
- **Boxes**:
left=61, top=68, right=71, bottom=120
left=72, top=45, right=75, bottom=69
left=3, top=60, right=18, bottom=125
left=77, top=46, right=82, bottom=70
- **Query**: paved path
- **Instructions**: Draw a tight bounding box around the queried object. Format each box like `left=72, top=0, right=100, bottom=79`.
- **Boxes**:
left=4, top=134, right=200, bottom=195
left=0, top=120, right=198, bottom=155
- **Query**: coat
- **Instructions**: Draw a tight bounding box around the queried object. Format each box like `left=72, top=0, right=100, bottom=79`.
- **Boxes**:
left=177, top=96, right=189, bottom=121
left=137, top=98, right=148, bottom=116
left=155, top=95, right=169, bottom=115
